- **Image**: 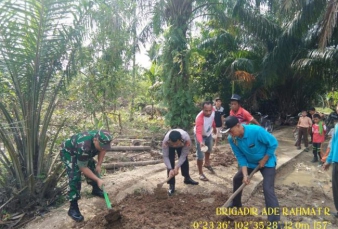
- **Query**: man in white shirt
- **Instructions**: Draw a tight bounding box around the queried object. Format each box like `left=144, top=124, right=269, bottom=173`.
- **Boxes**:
left=162, top=129, right=199, bottom=196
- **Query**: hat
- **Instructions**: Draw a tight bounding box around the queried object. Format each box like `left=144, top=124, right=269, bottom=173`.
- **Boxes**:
left=215, top=97, right=221, bottom=101
left=221, top=116, right=239, bottom=134
left=96, top=130, right=113, bottom=150
left=230, top=94, right=241, bottom=101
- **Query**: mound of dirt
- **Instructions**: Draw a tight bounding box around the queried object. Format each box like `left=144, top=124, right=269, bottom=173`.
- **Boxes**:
left=82, top=192, right=264, bottom=229
left=212, top=150, right=237, bottom=167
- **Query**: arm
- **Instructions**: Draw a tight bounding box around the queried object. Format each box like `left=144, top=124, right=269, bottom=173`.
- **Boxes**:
left=80, top=167, right=102, bottom=185
left=326, top=125, right=337, bottom=164
left=177, top=131, right=191, bottom=168
left=96, top=150, right=106, bottom=174
left=212, top=119, right=217, bottom=134
left=242, top=166, right=250, bottom=184
left=195, top=113, right=204, bottom=144
left=162, top=132, right=172, bottom=169
left=177, top=141, right=190, bottom=168
left=221, top=115, right=225, bottom=127
left=257, top=129, right=278, bottom=166
left=243, top=109, right=259, bottom=125
left=250, top=118, right=260, bottom=125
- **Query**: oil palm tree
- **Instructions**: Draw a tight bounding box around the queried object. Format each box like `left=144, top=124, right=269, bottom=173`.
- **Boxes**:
left=139, top=0, right=227, bottom=129
left=232, top=0, right=338, bottom=113
left=0, top=0, right=92, bottom=212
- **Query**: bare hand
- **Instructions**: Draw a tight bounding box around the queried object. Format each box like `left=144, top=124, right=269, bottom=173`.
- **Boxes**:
left=174, top=167, right=180, bottom=175
left=95, top=164, right=102, bottom=175
left=322, top=162, right=330, bottom=171
left=97, top=178, right=104, bottom=189
left=258, top=159, right=267, bottom=168
left=169, top=169, right=176, bottom=177
left=242, top=176, right=250, bottom=185
left=200, top=142, right=206, bottom=148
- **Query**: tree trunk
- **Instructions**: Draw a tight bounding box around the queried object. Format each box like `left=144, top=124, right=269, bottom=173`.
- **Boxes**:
left=105, top=159, right=162, bottom=169
left=107, top=146, right=151, bottom=151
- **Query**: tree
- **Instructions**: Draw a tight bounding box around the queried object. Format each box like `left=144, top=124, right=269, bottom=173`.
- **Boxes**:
left=140, top=0, right=227, bottom=129
left=0, top=0, right=92, bottom=211
left=231, top=0, right=338, bottom=113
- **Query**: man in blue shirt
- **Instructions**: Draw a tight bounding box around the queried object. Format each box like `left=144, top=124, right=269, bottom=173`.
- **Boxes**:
left=223, top=116, right=281, bottom=228
left=323, top=123, right=338, bottom=218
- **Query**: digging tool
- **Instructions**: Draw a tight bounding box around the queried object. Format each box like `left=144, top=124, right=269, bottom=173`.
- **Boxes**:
left=102, top=185, right=112, bottom=209
left=222, top=165, right=260, bottom=208
left=97, top=175, right=121, bottom=223
left=157, top=175, right=174, bottom=189
left=154, top=175, right=174, bottom=199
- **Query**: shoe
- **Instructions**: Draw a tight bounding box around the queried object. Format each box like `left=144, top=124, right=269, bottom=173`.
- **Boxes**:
left=199, top=174, right=209, bottom=181
left=184, top=177, right=199, bottom=185
left=330, top=211, right=338, bottom=218
left=297, top=146, right=301, bottom=150
left=311, top=157, right=318, bottom=163
left=68, top=201, right=84, bottom=222
left=304, top=148, right=309, bottom=152
left=168, top=184, right=175, bottom=196
left=203, top=165, right=215, bottom=174
left=92, top=185, right=104, bottom=198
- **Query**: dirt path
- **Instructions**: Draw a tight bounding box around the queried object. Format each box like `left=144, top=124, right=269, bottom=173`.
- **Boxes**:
left=23, top=127, right=338, bottom=229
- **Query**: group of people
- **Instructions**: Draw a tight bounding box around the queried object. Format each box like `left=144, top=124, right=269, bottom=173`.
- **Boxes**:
left=295, top=108, right=326, bottom=163
left=59, top=95, right=338, bottom=228
left=295, top=106, right=338, bottom=164
left=161, top=94, right=283, bottom=227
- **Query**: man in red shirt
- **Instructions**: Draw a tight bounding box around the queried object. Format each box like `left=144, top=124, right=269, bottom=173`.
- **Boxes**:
left=194, top=102, right=217, bottom=181
left=229, top=94, right=260, bottom=125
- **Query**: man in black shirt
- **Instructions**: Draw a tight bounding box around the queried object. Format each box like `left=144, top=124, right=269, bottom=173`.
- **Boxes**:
left=213, top=97, right=226, bottom=150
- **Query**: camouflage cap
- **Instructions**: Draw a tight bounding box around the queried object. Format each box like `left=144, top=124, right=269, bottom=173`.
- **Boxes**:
left=96, top=130, right=113, bottom=150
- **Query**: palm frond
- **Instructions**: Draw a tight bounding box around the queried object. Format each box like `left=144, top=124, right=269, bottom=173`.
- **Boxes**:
left=318, top=0, right=338, bottom=49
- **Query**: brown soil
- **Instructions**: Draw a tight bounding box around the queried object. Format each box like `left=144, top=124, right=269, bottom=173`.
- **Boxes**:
left=81, top=192, right=265, bottom=229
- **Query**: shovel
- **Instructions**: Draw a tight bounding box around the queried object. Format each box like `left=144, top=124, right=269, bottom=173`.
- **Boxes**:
left=97, top=175, right=121, bottom=223
left=157, top=175, right=174, bottom=189
left=222, top=165, right=260, bottom=208
left=101, top=185, right=112, bottom=209
left=154, top=175, right=174, bottom=199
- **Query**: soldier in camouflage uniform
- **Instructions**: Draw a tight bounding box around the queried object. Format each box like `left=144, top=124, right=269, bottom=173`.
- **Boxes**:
left=60, top=129, right=112, bottom=222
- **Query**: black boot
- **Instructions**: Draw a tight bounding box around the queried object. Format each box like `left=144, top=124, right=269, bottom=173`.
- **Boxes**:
left=68, top=200, right=84, bottom=222
left=92, top=184, right=104, bottom=198
left=311, top=156, right=318, bottom=163
left=184, top=177, right=199, bottom=185
left=168, top=184, right=175, bottom=196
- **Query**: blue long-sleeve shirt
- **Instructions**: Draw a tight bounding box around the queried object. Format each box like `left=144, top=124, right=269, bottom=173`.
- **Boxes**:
left=326, top=123, right=338, bottom=163
left=228, top=125, right=278, bottom=169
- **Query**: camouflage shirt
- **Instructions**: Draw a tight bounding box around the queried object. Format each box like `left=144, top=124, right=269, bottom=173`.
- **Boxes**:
left=61, top=130, right=100, bottom=168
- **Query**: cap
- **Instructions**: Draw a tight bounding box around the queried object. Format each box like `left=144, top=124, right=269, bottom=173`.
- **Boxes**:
left=96, top=130, right=113, bottom=150
left=220, top=116, right=239, bottom=134
left=230, top=94, right=241, bottom=101
left=215, top=97, right=221, bottom=101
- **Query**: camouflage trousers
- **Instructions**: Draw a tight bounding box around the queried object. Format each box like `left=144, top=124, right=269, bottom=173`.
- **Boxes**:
left=60, top=149, right=98, bottom=201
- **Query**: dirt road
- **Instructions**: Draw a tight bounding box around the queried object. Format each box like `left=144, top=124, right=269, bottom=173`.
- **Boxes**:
left=23, top=126, right=338, bottom=229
